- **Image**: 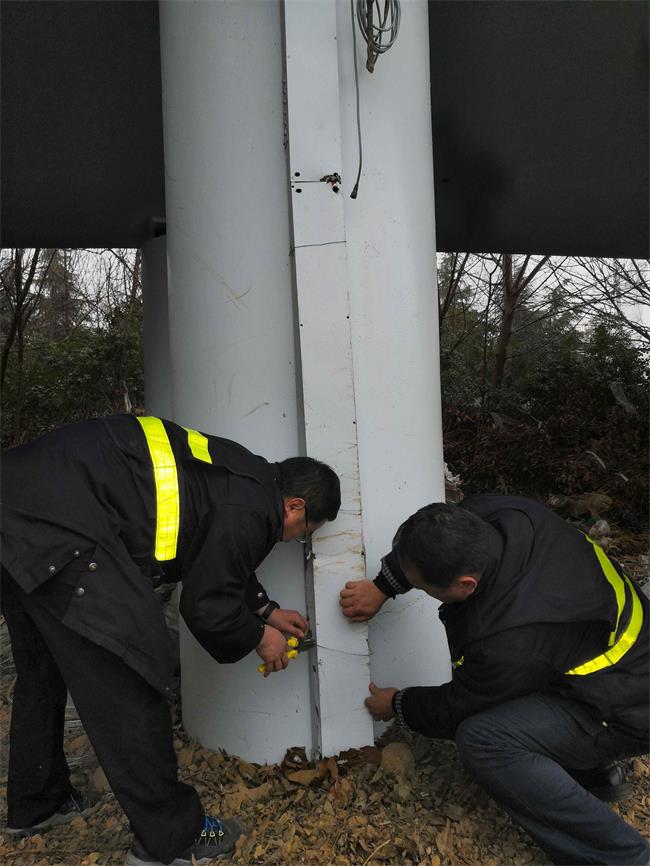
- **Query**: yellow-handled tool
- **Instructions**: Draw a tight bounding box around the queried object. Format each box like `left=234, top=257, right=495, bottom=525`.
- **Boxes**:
left=257, top=634, right=316, bottom=673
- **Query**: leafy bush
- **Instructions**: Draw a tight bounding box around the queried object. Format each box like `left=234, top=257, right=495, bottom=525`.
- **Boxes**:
left=443, top=324, right=649, bottom=523
left=1, top=301, right=143, bottom=447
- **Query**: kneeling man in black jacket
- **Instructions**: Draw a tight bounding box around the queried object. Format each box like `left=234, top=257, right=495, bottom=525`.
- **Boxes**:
left=340, top=495, right=649, bottom=866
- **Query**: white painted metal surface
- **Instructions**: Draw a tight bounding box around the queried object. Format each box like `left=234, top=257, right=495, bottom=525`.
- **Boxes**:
left=159, top=0, right=312, bottom=763
left=284, top=0, right=374, bottom=757
left=156, top=0, right=447, bottom=764
left=141, top=236, right=172, bottom=418
left=335, top=0, right=450, bottom=698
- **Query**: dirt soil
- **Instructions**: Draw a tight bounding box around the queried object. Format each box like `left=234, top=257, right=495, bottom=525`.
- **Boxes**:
left=1, top=538, right=648, bottom=866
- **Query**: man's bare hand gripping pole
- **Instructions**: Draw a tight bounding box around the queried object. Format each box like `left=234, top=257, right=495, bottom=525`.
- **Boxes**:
left=339, top=579, right=388, bottom=622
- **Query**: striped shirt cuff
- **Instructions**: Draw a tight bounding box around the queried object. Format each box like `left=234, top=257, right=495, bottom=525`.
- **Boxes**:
left=381, top=558, right=409, bottom=595
left=392, top=688, right=410, bottom=729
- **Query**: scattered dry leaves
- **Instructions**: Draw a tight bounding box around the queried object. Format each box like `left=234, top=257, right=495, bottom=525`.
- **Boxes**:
left=2, top=550, right=649, bottom=866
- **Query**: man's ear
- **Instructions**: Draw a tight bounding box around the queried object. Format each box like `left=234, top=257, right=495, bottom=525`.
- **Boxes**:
left=457, top=574, right=478, bottom=597
left=283, top=496, right=305, bottom=515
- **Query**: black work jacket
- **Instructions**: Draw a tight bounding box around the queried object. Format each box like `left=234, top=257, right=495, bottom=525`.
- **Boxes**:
left=374, top=495, right=649, bottom=744
left=1, top=415, right=284, bottom=694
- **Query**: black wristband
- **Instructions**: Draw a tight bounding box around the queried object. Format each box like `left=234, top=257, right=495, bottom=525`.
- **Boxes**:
left=260, top=600, right=280, bottom=621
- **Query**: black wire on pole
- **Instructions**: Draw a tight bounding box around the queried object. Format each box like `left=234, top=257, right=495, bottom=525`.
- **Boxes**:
left=356, top=0, right=401, bottom=73
left=349, top=1, right=401, bottom=199
left=350, top=0, right=363, bottom=200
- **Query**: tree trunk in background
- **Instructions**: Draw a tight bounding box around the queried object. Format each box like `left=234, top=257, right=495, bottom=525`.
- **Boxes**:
left=13, top=322, right=25, bottom=442
left=490, top=253, right=551, bottom=393
left=130, top=250, right=141, bottom=307
left=439, top=251, right=470, bottom=327
left=491, top=253, right=515, bottom=391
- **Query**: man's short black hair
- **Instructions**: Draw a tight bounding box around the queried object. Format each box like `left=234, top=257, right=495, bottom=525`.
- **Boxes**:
left=279, top=457, right=341, bottom=523
left=393, top=503, right=492, bottom=587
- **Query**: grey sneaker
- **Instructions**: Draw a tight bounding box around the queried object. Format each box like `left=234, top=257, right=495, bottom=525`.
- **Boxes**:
left=124, top=816, right=244, bottom=866
left=4, top=789, right=101, bottom=836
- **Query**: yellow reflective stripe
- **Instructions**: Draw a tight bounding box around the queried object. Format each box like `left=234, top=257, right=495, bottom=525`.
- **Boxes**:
left=452, top=655, right=464, bottom=669
left=585, top=534, right=625, bottom=646
left=136, top=417, right=180, bottom=561
left=183, top=427, right=212, bottom=464
left=565, top=574, right=643, bottom=675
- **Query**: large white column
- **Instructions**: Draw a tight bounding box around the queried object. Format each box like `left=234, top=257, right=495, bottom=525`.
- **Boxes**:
left=335, top=1, right=450, bottom=694
left=158, top=0, right=311, bottom=763
left=158, top=0, right=448, bottom=764
left=283, top=0, right=375, bottom=758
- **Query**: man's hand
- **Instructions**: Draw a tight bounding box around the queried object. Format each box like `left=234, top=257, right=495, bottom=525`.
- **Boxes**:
left=365, top=682, right=398, bottom=721
left=340, top=580, right=388, bottom=622
left=265, top=607, right=308, bottom=639
left=256, top=625, right=289, bottom=677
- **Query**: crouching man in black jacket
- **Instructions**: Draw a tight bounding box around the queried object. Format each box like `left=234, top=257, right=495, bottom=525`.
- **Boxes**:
left=1, top=414, right=340, bottom=866
left=340, top=496, right=650, bottom=866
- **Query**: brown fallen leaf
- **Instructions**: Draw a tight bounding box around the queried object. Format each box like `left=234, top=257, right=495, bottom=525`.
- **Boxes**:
left=207, top=751, right=225, bottom=770
left=177, top=745, right=195, bottom=767
left=338, top=746, right=381, bottom=769
left=443, top=803, right=464, bottom=821
left=360, top=838, right=392, bottom=865
left=348, top=815, right=368, bottom=830
left=315, top=758, right=329, bottom=780
left=330, top=776, right=353, bottom=803
left=435, top=819, right=453, bottom=860
left=68, top=734, right=90, bottom=754
left=237, top=759, right=258, bottom=782
left=287, top=769, right=319, bottom=786
left=325, top=756, right=339, bottom=780
left=91, top=766, right=111, bottom=793
left=281, top=746, right=309, bottom=772
left=234, top=832, right=255, bottom=861
left=394, top=782, right=412, bottom=803
left=242, top=781, right=272, bottom=802
left=31, top=834, right=45, bottom=851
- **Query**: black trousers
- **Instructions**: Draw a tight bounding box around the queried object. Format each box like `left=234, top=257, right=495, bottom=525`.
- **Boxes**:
left=1, top=570, right=203, bottom=863
left=455, top=693, right=650, bottom=866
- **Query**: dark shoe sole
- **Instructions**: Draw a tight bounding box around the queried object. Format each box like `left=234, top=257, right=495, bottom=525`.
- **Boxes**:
left=5, top=807, right=93, bottom=837
left=4, top=792, right=102, bottom=837
left=125, top=850, right=233, bottom=866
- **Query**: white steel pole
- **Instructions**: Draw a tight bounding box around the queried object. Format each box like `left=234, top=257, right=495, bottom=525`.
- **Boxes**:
left=335, top=1, right=450, bottom=696
left=158, top=0, right=447, bottom=763
left=283, top=0, right=375, bottom=758
left=158, top=0, right=311, bottom=763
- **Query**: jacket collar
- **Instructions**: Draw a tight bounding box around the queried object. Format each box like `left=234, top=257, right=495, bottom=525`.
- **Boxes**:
left=273, top=462, right=285, bottom=542
left=471, top=523, right=505, bottom=599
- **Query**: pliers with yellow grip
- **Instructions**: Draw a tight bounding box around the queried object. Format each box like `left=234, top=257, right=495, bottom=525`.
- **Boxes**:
left=257, top=632, right=317, bottom=673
